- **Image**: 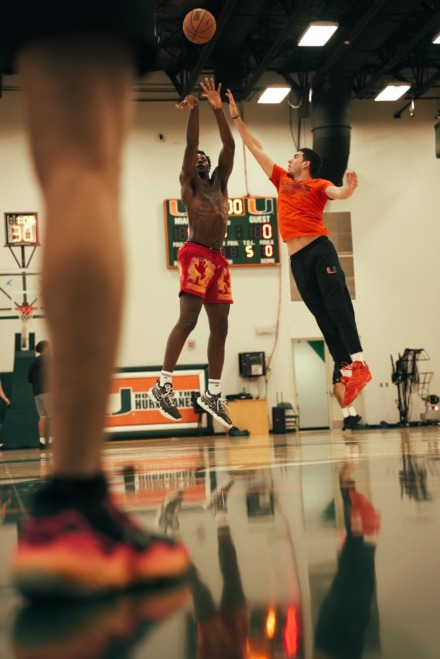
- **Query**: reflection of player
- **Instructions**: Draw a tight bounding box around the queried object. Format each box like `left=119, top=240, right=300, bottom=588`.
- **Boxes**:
left=148, top=78, right=235, bottom=430
left=160, top=482, right=249, bottom=659
left=332, top=362, right=362, bottom=431
left=314, top=464, right=380, bottom=659
left=3, top=1, right=189, bottom=600
left=192, top=482, right=249, bottom=659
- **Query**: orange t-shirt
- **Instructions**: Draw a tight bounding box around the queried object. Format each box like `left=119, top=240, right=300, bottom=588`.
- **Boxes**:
left=270, top=164, right=333, bottom=241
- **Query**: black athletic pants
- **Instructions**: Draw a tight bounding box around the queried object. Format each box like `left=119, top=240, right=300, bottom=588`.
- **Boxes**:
left=290, top=236, right=362, bottom=371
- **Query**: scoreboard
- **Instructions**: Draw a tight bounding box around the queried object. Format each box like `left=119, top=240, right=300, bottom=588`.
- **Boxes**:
left=4, top=212, right=39, bottom=246
left=164, top=197, right=280, bottom=267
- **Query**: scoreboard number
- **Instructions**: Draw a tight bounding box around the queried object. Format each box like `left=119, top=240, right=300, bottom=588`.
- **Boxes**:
left=4, top=212, right=39, bottom=247
left=164, top=197, right=280, bottom=267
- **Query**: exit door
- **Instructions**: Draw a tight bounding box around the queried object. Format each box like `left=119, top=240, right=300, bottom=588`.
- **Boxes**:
left=292, top=339, right=329, bottom=429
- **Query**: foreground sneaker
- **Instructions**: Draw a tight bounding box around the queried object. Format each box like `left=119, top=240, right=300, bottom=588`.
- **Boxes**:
left=147, top=381, right=182, bottom=421
left=11, top=493, right=190, bottom=601
left=156, top=490, right=184, bottom=535
left=342, top=361, right=372, bottom=407
left=12, top=581, right=189, bottom=659
left=206, top=480, right=235, bottom=516
left=197, top=391, right=233, bottom=428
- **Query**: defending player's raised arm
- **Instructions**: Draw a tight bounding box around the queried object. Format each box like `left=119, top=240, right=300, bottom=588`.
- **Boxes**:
left=176, top=95, right=200, bottom=185
left=200, top=77, right=235, bottom=185
left=225, top=89, right=275, bottom=178
left=326, top=170, right=358, bottom=200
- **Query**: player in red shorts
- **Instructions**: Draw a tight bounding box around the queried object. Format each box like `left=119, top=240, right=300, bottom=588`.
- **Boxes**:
left=149, top=77, right=235, bottom=429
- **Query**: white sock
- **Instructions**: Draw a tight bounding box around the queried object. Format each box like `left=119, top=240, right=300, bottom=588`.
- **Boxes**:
left=160, top=370, right=173, bottom=387
left=349, top=407, right=357, bottom=416
left=350, top=352, right=364, bottom=363
left=208, top=379, right=221, bottom=396
left=342, top=408, right=350, bottom=418
left=39, top=437, right=46, bottom=445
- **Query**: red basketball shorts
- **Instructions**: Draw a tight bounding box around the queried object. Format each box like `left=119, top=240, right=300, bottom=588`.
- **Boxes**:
left=177, top=242, right=233, bottom=304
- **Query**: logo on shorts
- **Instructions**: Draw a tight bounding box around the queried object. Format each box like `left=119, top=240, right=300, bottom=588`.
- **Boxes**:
left=326, top=266, right=337, bottom=274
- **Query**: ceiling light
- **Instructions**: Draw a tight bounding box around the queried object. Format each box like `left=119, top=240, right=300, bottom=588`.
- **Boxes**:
left=258, top=86, right=291, bottom=104
left=433, top=32, right=440, bottom=45
left=298, top=21, right=339, bottom=47
left=375, top=83, right=410, bottom=101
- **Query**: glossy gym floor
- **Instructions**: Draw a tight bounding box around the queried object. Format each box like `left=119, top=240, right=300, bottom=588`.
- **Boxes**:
left=1, top=425, right=439, bottom=659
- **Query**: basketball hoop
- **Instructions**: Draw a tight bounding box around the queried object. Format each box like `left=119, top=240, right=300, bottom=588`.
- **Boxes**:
left=15, top=304, right=38, bottom=349
left=16, top=304, right=37, bottom=322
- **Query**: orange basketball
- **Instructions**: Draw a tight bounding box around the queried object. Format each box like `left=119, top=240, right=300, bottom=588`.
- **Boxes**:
left=183, top=8, right=216, bottom=44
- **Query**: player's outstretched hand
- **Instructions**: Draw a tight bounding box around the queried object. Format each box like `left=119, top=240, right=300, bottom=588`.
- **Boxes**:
left=175, top=95, right=199, bottom=110
left=345, top=170, right=358, bottom=189
left=225, top=89, right=239, bottom=119
left=200, top=77, right=222, bottom=111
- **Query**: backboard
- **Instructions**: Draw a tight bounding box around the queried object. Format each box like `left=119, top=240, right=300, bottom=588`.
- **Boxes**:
left=0, top=271, right=44, bottom=318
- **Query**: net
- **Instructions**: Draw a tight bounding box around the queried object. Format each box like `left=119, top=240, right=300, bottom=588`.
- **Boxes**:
left=15, top=304, right=38, bottom=349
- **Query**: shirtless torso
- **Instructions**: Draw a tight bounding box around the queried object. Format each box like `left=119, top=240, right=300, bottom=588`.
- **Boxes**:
left=181, top=166, right=229, bottom=250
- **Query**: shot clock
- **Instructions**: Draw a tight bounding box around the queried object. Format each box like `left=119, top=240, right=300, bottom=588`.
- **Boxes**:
left=164, top=197, right=280, bottom=267
left=4, top=212, right=39, bottom=246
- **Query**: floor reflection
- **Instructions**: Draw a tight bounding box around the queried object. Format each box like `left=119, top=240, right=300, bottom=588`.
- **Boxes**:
left=1, top=427, right=440, bottom=658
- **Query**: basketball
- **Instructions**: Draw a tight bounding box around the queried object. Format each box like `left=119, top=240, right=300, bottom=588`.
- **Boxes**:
left=183, top=9, right=216, bottom=44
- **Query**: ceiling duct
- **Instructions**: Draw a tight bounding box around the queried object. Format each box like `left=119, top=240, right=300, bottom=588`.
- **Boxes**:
left=212, top=0, right=270, bottom=98
left=310, top=0, right=421, bottom=184
left=311, top=79, right=351, bottom=186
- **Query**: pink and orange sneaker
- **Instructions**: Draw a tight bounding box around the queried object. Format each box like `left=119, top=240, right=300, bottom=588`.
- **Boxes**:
left=11, top=496, right=190, bottom=601
left=342, top=361, right=372, bottom=407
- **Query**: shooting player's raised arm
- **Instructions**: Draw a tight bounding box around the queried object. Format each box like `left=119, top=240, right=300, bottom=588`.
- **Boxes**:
left=200, top=77, right=235, bottom=185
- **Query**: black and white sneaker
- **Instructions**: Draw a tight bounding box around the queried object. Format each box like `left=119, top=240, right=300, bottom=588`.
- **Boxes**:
left=342, top=414, right=362, bottom=431
left=197, top=391, right=233, bottom=428
left=148, top=381, right=182, bottom=421
left=348, top=413, right=362, bottom=428
left=157, top=490, right=184, bottom=534
left=206, top=480, right=235, bottom=515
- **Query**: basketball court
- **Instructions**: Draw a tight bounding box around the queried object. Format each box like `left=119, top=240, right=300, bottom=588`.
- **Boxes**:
left=1, top=426, right=439, bottom=657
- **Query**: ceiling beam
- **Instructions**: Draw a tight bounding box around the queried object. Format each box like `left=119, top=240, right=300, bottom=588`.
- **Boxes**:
left=179, top=0, right=240, bottom=99
left=393, top=69, right=440, bottom=117
left=357, top=6, right=440, bottom=99
left=315, top=0, right=389, bottom=77
left=242, top=0, right=310, bottom=101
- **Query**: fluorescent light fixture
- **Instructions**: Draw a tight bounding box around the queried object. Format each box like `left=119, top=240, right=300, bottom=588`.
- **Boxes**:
left=375, top=83, right=410, bottom=101
left=433, top=32, right=440, bottom=44
left=258, top=86, right=291, bottom=104
left=298, top=21, right=339, bottom=47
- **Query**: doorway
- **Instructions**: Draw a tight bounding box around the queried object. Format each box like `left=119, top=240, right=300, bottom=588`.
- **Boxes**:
left=292, top=339, right=329, bottom=429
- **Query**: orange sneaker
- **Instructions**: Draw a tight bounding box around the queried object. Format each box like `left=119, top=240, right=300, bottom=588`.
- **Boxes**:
left=11, top=494, right=190, bottom=601
left=342, top=361, right=372, bottom=407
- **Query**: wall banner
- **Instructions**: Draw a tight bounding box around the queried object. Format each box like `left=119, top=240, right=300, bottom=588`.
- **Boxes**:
left=105, top=364, right=212, bottom=437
